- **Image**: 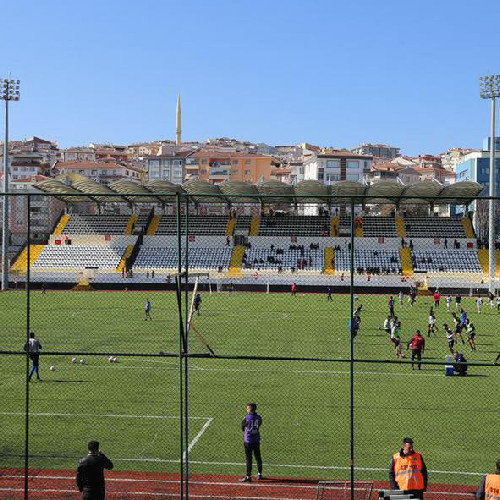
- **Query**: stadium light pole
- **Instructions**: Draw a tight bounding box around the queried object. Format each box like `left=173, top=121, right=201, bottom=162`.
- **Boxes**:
left=1, top=78, right=20, bottom=291
left=480, top=75, right=500, bottom=294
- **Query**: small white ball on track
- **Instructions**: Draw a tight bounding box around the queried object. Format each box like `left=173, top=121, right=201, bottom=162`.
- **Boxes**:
left=112, top=357, right=118, bottom=363
left=50, top=366, right=56, bottom=372
left=71, top=358, right=77, bottom=364
left=79, top=359, right=85, bottom=365
left=108, top=356, right=114, bottom=362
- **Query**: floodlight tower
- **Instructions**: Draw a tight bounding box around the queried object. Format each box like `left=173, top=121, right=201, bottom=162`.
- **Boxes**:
left=1, top=78, right=20, bottom=291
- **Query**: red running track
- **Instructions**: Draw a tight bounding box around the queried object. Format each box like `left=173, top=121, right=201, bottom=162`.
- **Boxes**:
left=0, top=468, right=477, bottom=499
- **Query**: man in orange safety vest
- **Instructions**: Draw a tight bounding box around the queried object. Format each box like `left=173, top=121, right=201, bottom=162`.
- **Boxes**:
left=476, top=459, right=500, bottom=500
left=389, top=437, right=428, bottom=499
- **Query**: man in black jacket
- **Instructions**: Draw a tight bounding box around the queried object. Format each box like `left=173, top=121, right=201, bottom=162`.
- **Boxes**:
left=76, top=441, right=113, bottom=500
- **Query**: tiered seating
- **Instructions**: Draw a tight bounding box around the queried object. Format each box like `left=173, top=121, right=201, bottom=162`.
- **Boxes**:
left=258, top=216, right=330, bottom=236
left=243, top=247, right=323, bottom=271
left=335, top=249, right=401, bottom=274
left=33, top=245, right=126, bottom=269
left=362, top=217, right=397, bottom=237
left=234, top=215, right=253, bottom=233
left=411, top=250, right=482, bottom=273
left=134, top=247, right=232, bottom=270
left=155, top=216, right=228, bottom=235
left=63, top=215, right=132, bottom=234
left=404, top=217, right=466, bottom=238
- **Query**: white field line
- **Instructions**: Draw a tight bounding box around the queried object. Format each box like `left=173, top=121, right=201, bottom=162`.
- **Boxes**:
left=0, top=411, right=210, bottom=420
left=190, top=365, right=449, bottom=378
left=183, top=417, right=214, bottom=460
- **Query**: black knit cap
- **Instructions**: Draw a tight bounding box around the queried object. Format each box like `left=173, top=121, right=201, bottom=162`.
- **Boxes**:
left=402, top=437, right=414, bottom=444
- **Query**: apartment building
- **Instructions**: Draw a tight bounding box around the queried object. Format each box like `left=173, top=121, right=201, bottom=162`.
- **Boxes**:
left=304, top=151, right=373, bottom=184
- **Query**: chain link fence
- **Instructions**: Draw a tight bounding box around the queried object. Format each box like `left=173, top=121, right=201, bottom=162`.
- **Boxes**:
left=0, top=192, right=498, bottom=499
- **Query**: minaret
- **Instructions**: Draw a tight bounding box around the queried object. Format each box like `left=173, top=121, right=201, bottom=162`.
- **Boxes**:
left=176, top=93, right=182, bottom=145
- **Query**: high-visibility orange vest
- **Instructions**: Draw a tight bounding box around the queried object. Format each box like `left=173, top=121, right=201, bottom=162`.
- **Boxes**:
left=485, top=474, right=500, bottom=499
left=393, top=452, right=424, bottom=491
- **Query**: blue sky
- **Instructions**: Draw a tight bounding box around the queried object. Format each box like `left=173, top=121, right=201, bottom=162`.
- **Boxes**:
left=1, top=0, right=499, bottom=155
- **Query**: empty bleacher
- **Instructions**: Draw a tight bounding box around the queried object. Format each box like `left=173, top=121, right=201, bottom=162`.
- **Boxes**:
left=258, top=216, right=330, bottom=237
left=234, top=215, right=253, bottom=233
left=133, top=247, right=232, bottom=270
left=362, top=217, right=397, bottom=237
left=404, top=217, right=466, bottom=238
left=243, top=247, right=323, bottom=271
left=33, top=245, right=127, bottom=269
left=335, top=249, right=401, bottom=274
left=411, top=250, right=482, bottom=273
left=63, top=215, right=132, bottom=235
left=155, top=215, right=228, bottom=235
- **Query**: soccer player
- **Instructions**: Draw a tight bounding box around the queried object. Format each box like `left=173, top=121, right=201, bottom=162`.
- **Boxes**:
left=24, top=332, right=42, bottom=381
left=476, top=295, right=483, bottom=314
left=455, top=293, right=462, bottom=311
left=291, top=282, right=297, bottom=296
left=407, top=330, right=425, bottom=370
left=489, top=291, right=495, bottom=309
left=241, top=403, right=263, bottom=482
left=388, top=296, right=395, bottom=317
left=496, top=295, right=500, bottom=313
left=383, top=315, right=391, bottom=337
left=144, top=299, right=152, bottom=321
left=452, top=313, right=465, bottom=345
left=433, top=289, right=440, bottom=308
left=465, top=320, right=477, bottom=352
left=427, top=312, right=438, bottom=337
left=460, top=308, right=467, bottom=327
left=194, top=293, right=202, bottom=316
left=398, top=290, right=404, bottom=306
left=445, top=295, right=452, bottom=312
left=326, top=287, right=333, bottom=302
left=444, top=323, right=455, bottom=355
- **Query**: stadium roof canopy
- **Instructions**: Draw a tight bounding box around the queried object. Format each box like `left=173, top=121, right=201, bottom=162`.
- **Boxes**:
left=33, top=178, right=484, bottom=206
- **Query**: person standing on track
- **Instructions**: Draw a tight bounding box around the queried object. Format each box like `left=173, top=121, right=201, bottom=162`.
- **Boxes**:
left=389, top=296, right=395, bottom=317
left=291, top=282, right=297, bottom=296
left=476, top=458, right=500, bottom=500
left=24, top=331, right=42, bottom=382
left=407, top=330, right=425, bottom=370
left=76, top=440, right=113, bottom=500
left=326, top=286, right=333, bottom=301
left=241, top=403, right=263, bottom=482
left=389, top=437, right=428, bottom=499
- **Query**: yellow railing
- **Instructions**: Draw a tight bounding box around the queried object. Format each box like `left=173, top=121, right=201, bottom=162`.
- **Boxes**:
left=395, top=217, right=406, bottom=237
left=226, top=217, right=237, bottom=237
left=146, top=216, right=160, bottom=235
left=117, top=245, right=134, bottom=273
left=324, top=247, right=334, bottom=275
left=11, top=245, right=45, bottom=273
left=228, top=246, right=245, bottom=277
left=125, top=215, right=138, bottom=235
left=249, top=217, right=261, bottom=236
left=462, top=218, right=475, bottom=239
left=330, top=217, right=340, bottom=237
left=53, top=215, right=70, bottom=236
left=399, top=248, right=414, bottom=277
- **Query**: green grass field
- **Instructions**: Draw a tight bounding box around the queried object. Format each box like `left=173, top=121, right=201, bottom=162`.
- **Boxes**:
left=1, top=289, right=499, bottom=485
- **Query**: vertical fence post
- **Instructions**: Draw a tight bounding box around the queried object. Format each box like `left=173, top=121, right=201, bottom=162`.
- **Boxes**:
left=24, top=193, right=31, bottom=500
left=184, top=195, right=189, bottom=499
left=175, top=192, right=184, bottom=500
left=349, top=199, right=355, bottom=500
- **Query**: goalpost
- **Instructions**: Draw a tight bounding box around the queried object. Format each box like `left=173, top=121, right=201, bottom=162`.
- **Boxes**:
left=187, top=274, right=215, bottom=356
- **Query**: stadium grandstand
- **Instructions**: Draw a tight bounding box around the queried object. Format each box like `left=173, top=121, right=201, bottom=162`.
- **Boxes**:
left=10, top=177, right=491, bottom=292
